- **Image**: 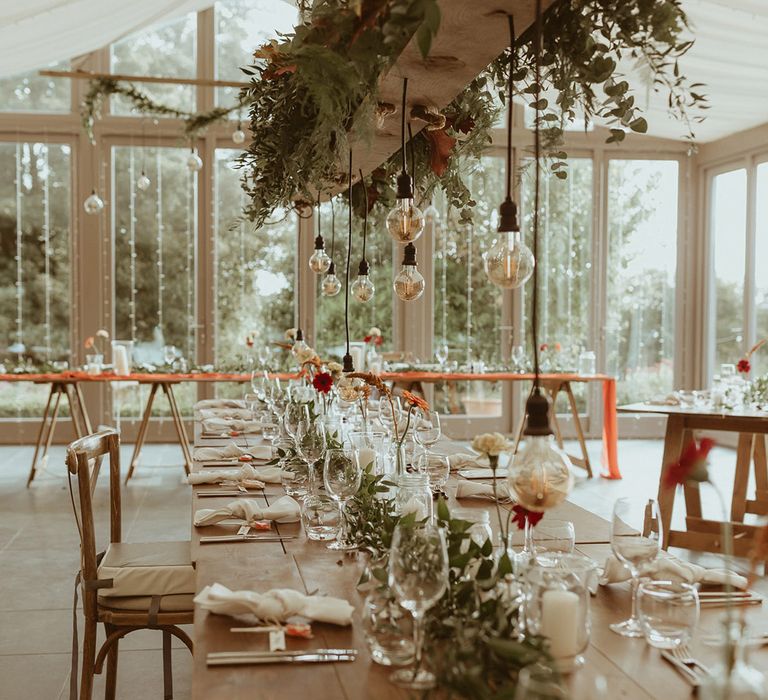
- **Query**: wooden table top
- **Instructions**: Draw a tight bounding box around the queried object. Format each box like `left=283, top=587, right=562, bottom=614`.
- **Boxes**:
left=620, top=402, right=768, bottom=420
left=189, top=432, right=768, bottom=699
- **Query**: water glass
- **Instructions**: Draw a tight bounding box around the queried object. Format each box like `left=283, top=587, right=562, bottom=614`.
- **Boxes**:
left=609, top=497, right=662, bottom=637
left=301, top=494, right=339, bottom=541
left=638, top=581, right=699, bottom=649
left=243, top=392, right=260, bottom=419
left=415, top=453, right=450, bottom=492
left=362, top=584, right=414, bottom=667
left=532, top=519, right=575, bottom=565
left=284, top=402, right=309, bottom=439
left=323, top=448, right=362, bottom=551
left=260, top=410, right=280, bottom=443
left=281, top=456, right=309, bottom=498
left=414, top=410, right=441, bottom=454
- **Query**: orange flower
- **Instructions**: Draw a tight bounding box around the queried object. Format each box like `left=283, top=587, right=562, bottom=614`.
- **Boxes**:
left=84, top=336, right=95, bottom=349
left=403, top=390, right=428, bottom=411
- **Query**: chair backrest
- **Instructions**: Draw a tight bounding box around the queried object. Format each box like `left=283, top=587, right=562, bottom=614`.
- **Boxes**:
left=66, top=428, right=121, bottom=586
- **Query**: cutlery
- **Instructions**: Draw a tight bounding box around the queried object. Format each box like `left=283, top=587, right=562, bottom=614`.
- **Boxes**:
left=207, top=653, right=356, bottom=666
left=661, top=650, right=702, bottom=686
left=671, top=644, right=709, bottom=678
left=698, top=595, right=762, bottom=608
left=199, top=534, right=296, bottom=544
left=209, top=649, right=357, bottom=658
left=196, top=490, right=262, bottom=498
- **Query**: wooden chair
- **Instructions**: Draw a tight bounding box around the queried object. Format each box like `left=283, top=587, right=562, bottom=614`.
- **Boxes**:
left=66, top=428, right=194, bottom=700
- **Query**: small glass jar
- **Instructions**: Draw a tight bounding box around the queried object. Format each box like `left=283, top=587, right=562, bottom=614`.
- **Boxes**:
left=85, top=353, right=103, bottom=375
left=301, top=494, right=339, bottom=541
left=578, top=350, right=596, bottom=376
left=637, top=581, right=699, bottom=649
left=394, top=472, right=432, bottom=521
left=362, top=584, right=414, bottom=667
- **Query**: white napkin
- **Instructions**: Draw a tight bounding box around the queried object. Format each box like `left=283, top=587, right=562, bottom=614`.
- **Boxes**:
left=455, top=480, right=513, bottom=501
left=195, top=399, right=246, bottom=410
left=599, top=553, right=748, bottom=590
left=188, top=464, right=285, bottom=486
left=194, top=495, right=301, bottom=526
left=447, top=451, right=510, bottom=471
left=194, top=444, right=272, bottom=462
left=194, top=582, right=353, bottom=626
left=199, top=408, right=254, bottom=420
left=202, top=417, right=263, bottom=434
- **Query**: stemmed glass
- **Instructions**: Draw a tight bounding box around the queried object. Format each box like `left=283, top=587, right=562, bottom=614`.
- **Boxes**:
left=250, top=370, right=268, bottom=400
left=414, top=410, right=441, bottom=457
left=415, top=453, right=450, bottom=494
left=257, top=344, right=271, bottom=368
left=295, top=419, right=326, bottom=492
left=378, top=397, right=402, bottom=437
left=163, top=344, right=178, bottom=367
left=609, top=497, right=662, bottom=637
left=284, top=402, right=309, bottom=440
left=435, top=344, right=449, bottom=369
left=511, top=345, right=526, bottom=373
left=243, top=392, right=260, bottom=420
left=323, top=448, right=362, bottom=551
left=388, top=523, right=449, bottom=690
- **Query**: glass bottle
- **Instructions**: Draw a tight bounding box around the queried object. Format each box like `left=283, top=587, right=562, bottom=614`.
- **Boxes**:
left=394, top=472, right=432, bottom=521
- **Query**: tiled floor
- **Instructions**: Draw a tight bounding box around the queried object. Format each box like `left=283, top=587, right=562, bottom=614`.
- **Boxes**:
left=0, top=437, right=752, bottom=699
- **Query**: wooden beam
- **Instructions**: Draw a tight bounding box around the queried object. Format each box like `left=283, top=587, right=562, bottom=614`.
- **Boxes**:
left=39, top=69, right=249, bottom=89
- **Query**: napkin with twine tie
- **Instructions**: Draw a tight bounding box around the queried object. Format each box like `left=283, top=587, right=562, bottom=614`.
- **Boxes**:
left=193, top=443, right=272, bottom=462
left=202, top=417, right=263, bottom=434
left=194, top=399, right=246, bottom=410
left=188, top=464, right=285, bottom=486
left=194, top=495, right=301, bottom=527
left=194, top=582, right=354, bottom=626
left=199, top=408, right=254, bottom=421
left=455, top=480, right=513, bottom=502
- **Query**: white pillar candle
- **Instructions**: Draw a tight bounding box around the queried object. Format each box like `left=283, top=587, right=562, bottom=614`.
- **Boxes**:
left=540, top=589, right=580, bottom=662
left=350, top=346, right=363, bottom=372
left=113, top=345, right=130, bottom=376
left=357, top=447, right=376, bottom=472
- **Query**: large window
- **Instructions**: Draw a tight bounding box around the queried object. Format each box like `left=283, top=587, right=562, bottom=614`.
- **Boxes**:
left=0, top=142, right=71, bottom=416
left=710, top=168, right=747, bottom=374
left=756, top=162, right=768, bottom=376
left=0, top=62, right=70, bottom=113
left=607, top=160, right=679, bottom=403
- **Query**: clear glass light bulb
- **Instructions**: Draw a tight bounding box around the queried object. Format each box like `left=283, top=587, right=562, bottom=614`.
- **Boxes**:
left=137, top=171, right=151, bottom=191
left=484, top=230, right=535, bottom=289
left=321, top=271, right=342, bottom=297
left=423, top=203, right=440, bottom=227
left=351, top=274, right=375, bottom=302
left=308, top=248, right=331, bottom=274
left=186, top=150, right=203, bottom=172
left=393, top=264, right=425, bottom=301
left=386, top=198, right=424, bottom=242
left=232, top=128, right=246, bottom=144
left=507, top=435, right=574, bottom=512
left=83, top=191, right=104, bottom=215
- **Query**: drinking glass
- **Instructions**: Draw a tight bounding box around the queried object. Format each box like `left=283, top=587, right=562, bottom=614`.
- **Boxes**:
left=243, top=392, right=260, bottom=419
left=301, top=494, right=340, bottom=541
left=323, top=448, right=362, bottom=551
left=513, top=664, right=568, bottom=700
left=609, top=497, right=662, bottom=637
left=281, top=455, right=309, bottom=498
left=414, top=410, right=441, bottom=456
left=435, top=344, right=449, bottom=368
left=295, top=419, right=326, bottom=490
left=388, top=523, right=449, bottom=690
left=378, top=397, right=402, bottom=436
left=532, top=519, right=575, bottom=565
left=260, top=410, right=280, bottom=444
left=284, top=402, right=309, bottom=440
left=638, top=581, right=699, bottom=649
left=348, top=430, right=386, bottom=474
left=257, top=344, right=271, bottom=367
left=250, top=370, right=268, bottom=400
left=163, top=344, right=177, bottom=366
left=511, top=345, right=526, bottom=373
left=415, top=453, right=450, bottom=493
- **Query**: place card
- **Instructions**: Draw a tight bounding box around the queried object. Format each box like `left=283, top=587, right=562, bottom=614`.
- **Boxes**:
left=269, top=629, right=286, bottom=652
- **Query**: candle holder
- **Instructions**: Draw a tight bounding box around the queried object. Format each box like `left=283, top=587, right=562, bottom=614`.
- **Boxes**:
left=524, top=553, right=596, bottom=673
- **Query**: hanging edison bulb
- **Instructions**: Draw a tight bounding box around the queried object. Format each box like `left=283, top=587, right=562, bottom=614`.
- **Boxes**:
left=137, top=170, right=151, bottom=191
left=186, top=148, right=203, bottom=172
left=393, top=243, right=425, bottom=301
left=386, top=173, right=424, bottom=242
left=83, top=190, right=104, bottom=215
left=484, top=199, right=534, bottom=289
left=423, top=202, right=440, bottom=228
left=232, top=122, right=246, bottom=144
left=351, top=259, right=375, bottom=302
left=321, top=261, right=342, bottom=297
left=309, top=234, right=331, bottom=274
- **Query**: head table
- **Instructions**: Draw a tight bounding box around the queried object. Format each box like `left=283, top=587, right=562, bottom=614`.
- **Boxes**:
left=2, top=370, right=620, bottom=486
left=188, top=426, right=766, bottom=699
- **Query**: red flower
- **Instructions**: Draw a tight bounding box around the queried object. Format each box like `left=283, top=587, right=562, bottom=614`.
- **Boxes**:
left=539, top=343, right=548, bottom=352
left=455, top=117, right=475, bottom=134
left=245, top=336, right=254, bottom=348
left=664, top=438, right=715, bottom=489
left=363, top=335, right=372, bottom=344
left=312, top=372, right=333, bottom=394
left=374, top=335, right=383, bottom=346
left=737, top=359, right=751, bottom=374
left=424, top=128, right=456, bottom=177
left=402, top=390, right=429, bottom=411
left=511, top=505, right=544, bottom=530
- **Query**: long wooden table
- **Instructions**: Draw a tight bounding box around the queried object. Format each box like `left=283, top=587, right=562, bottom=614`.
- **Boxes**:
left=187, top=430, right=767, bottom=699
left=619, top=403, right=768, bottom=559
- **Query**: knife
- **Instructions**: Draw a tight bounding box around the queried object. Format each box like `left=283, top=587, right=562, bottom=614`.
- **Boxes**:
left=196, top=490, right=263, bottom=497
left=199, top=535, right=297, bottom=543
left=209, top=649, right=357, bottom=658
left=207, top=653, right=356, bottom=666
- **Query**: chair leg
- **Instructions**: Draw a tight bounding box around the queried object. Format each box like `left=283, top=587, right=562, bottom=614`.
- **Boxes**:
left=104, top=624, right=118, bottom=700
left=80, top=616, right=98, bottom=700
left=162, top=630, right=173, bottom=699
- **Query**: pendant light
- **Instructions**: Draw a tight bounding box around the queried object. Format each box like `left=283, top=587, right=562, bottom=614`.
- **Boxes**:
left=342, top=151, right=355, bottom=373
left=136, top=120, right=151, bottom=190
left=321, top=197, right=342, bottom=297
left=507, top=0, right=573, bottom=513
left=483, top=16, right=534, bottom=290
left=186, top=144, right=203, bottom=172
left=393, top=242, right=425, bottom=301
left=232, top=112, right=246, bottom=144
left=385, top=77, right=424, bottom=243
left=351, top=170, right=375, bottom=302
left=309, top=195, right=332, bottom=274
left=136, top=172, right=151, bottom=191
left=83, top=190, right=105, bottom=215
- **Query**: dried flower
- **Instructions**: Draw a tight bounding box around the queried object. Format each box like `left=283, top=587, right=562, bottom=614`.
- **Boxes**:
left=511, top=505, right=544, bottom=530
left=312, top=371, right=333, bottom=394
left=664, top=438, right=715, bottom=489
left=471, top=432, right=510, bottom=457
left=349, top=372, right=390, bottom=397
left=737, top=359, right=751, bottom=374
left=284, top=328, right=297, bottom=342
left=403, top=391, right=429, bottom=411
left=294, top=346, right=317, bottom=365
left=84, top=336, right=95, bottom=349
left=327, top=361, right=343, bottom=376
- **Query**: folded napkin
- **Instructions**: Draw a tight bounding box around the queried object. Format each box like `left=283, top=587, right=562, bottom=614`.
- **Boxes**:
left=199, top=408, right=254, bottom=420
left=202, top=417, right=263, bottom=434
left=599, top=553, right=748, bottom=590
left=195, top=399, right=246, bottom=410
left=455, top=480, right=513, bottom=501
left=194, top=495, right=301, bottom=527
left=194, top=582, right=353, bottom=626
left=447, top=451, right=510, bottom=471
left=194, top=444, right=272, bottom=462
left=188, top=463, right=286, bottom=486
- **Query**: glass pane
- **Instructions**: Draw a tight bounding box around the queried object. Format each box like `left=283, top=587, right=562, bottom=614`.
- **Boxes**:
left=710, top=168, right=747, bottom=375
left=110, top=14, right=197, bottom=115
left=214, top=149, right=295, bottom=369
left=755, top=162, right=768, bottom=376
left=112, top=146, right=198, bottom=414
left=314, top=201, right=393, bottom=361
left=0, top=62, right=70, bottom=112
left=215, top=0, right=297, bottom=107
left=607, top=160, right=679, bottom=403
left=0, top=142, right=71, bottom=416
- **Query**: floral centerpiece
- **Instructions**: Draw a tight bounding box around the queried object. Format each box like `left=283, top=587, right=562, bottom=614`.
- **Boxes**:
left=736, top=339, right=766, bottom=376
left=84, top=329, right=109, bottom=373
left=363, top=327, right=384, bottom=347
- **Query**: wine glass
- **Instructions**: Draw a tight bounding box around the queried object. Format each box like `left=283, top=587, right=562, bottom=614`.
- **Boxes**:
left=388, top=523, right=449, bottom=690
left=511, top=345, right=526, bottom=373
left=435, top=344, right=449, bottom=368
left=257, top=344, right=271, bottom=368
left=163, top=344, right=177, bottom=367
left=609, top=497, right=662, bottom=637
left=378, top=397, right=402, bottom=437
left=415, top=453, right=450, bottom=493
left=284, top=402, right=309, bottom=440
left=295, top=419, right=326, bottom=491
left=323, top=448, right=362, bottom=551
left=414, top=410, right=441, bottom=457
left=260, top=409, right=280, bottom=444
left=250, top=370, right=267, bottom=398
left=243, top=392, right=260, bottom=419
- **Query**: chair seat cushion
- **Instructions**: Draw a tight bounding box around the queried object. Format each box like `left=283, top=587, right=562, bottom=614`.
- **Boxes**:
left=97, top=541, right=195, bottom=598
left=98, top=592, right=194, bottom=613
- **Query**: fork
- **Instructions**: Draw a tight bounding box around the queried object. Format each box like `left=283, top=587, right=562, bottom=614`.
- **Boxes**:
left=671, top=643, right=709, bottom=679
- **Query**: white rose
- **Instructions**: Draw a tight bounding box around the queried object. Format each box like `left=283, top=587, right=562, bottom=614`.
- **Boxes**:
left=368, top=326, right=382, bottom=336
left=285, top=328, right=297, bottom=341
left=327, top=361, right=343, bottom=375
left=295, top=346, right=317, bottom=365
left=471, top=432, right=510, bottom=456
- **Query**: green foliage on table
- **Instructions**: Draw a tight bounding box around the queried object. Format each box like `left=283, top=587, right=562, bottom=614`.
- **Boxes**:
left=347, top=467, right=553, bottom=697
left=745, top=375, right=768, bottom=410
